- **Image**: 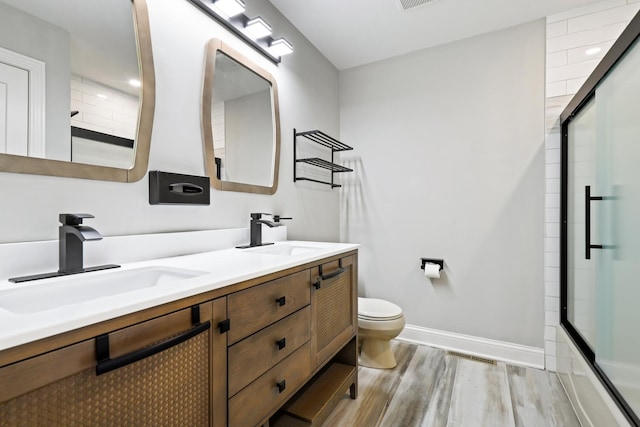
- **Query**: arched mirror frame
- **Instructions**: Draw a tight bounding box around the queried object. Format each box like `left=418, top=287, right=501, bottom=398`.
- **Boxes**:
left=0, top=0, right=155, bottom=182
left=202, top=38, right=280, bottom=195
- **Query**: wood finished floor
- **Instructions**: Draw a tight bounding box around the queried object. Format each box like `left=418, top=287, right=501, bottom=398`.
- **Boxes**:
left=321, top=341, right=580, bottom=427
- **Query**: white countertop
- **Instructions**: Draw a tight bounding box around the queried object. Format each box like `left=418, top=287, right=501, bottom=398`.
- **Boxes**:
left=0, top=240, right=358, bottom=352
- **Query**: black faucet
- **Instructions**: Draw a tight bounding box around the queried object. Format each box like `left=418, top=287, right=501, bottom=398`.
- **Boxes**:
left=9, top=214, right=120, bottom=283
left=236, top=213, right=291, bottom=249
left=59, top=214, right=105, bottom=273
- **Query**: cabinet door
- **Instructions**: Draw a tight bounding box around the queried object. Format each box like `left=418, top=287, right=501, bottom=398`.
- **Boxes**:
left=0, top=303, right=213, bottom=427
left=311, top=255, right=357, bottom=367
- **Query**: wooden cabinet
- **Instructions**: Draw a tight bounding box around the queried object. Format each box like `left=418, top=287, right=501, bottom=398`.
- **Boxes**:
left=274, top=254, right=358, bottom=427
left=226, top=270, right=313, bottom=426
left=0, top=302, right=215, bottom=426
left=0, top=250, right=358, bottom=427
left=311, top=255, right=357, bottom=367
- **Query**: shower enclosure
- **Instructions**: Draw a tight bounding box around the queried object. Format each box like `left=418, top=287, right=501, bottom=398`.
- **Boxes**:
left=561, top=11, right=640, bottom=426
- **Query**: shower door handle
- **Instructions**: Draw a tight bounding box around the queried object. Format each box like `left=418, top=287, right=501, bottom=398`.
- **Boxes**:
left=585, top=185, right=607, bottom=260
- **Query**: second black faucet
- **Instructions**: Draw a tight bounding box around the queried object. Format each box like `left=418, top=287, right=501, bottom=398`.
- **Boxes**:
left=236, top=213, right=292, bottom=249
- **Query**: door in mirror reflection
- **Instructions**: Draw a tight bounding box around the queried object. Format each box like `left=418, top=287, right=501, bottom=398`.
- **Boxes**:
left=202, top=39, right=280, bottom=195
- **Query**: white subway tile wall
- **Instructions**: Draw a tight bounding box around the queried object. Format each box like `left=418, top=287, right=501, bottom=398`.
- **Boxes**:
left=70, top=75, right=139, bottom=140
left=543, top=0, right=639, bottom=371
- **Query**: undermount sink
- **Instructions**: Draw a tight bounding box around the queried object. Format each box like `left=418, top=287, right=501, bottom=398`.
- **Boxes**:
left=0, top=266, right=207, bottom=315
left=245, top=243, right=325, bottom=256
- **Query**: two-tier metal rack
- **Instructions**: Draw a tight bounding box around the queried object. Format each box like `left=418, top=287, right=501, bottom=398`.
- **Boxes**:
left=293, top=129, right=353, bottom=188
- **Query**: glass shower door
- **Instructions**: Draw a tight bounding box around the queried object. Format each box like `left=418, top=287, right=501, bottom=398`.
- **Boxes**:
left=593, top=36, right=640, bottom=416
left=567, top=99, right=597, bottom=349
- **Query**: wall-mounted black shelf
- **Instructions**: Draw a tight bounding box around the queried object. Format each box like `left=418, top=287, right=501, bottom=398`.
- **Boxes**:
left=294, top=129, right=353, bottom=188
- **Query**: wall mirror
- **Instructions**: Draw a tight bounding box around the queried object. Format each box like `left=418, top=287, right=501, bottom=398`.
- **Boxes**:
left=202, top=39, right=280, bottom=194
left=0, top=0, right=155, bottom=182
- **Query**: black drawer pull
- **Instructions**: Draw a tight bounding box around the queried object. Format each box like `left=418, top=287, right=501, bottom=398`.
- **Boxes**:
left=276, top=337, right=286, bottom=350
left=276, top=296, right=286, bottom=307
left=276, top=379, right=286, bottom=393
left=321, top=267, right=346, bottom=281
left=218, top=318, right=231, bottom=334
left=95, top=306, right=210, bottom=376
left=314, top=261, right=348, bottom=290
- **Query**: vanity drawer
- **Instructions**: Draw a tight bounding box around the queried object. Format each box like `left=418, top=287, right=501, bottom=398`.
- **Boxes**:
left=227, top=270, right=310, bottom=344
left=228, top=342, right=312, bottom=427
left=228, top=306, right=311, bottom=397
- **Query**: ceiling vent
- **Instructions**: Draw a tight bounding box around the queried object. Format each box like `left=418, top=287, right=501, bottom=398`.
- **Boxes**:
left=396, top=0, right=435, bottom=11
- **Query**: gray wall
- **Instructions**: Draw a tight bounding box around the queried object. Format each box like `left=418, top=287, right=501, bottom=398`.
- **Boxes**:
left=0, top=1, right=70, bottom=160
left=0, top=0, right=341, bottom=243
left=339, top=20, right=546, bottom=347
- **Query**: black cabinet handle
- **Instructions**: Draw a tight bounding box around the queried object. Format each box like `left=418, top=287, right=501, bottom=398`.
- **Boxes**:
left=276, top=296, right=286, bottom=307
left=314, top=263, right=348, bottom=289
left=276, top=337, right=286, bottom=350
left=321, top=267, right=346, bottom=280
left=95, top=307, right=210, bottom=376
left=218, top=319, right=231, bottom=334
left=276, top=379, right=286, bottom=393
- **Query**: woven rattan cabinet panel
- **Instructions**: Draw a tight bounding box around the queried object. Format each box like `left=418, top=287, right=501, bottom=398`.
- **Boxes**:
left=311, top=255, right=357, bottom=367
left=0, top=303, right=213, bottom=427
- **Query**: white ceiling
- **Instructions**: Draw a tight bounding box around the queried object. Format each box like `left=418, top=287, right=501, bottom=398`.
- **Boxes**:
left=269, top=0, right=606, bottom=70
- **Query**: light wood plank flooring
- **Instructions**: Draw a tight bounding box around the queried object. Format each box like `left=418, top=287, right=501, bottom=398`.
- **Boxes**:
left=321, top=341, right=579, bottom=427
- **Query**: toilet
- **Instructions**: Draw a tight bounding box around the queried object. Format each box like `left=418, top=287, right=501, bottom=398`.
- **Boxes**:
left=358, top=297, right=405, bottom=369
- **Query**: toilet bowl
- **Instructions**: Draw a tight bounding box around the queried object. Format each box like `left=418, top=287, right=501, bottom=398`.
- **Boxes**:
left=358, top=297, right=405, bottom=369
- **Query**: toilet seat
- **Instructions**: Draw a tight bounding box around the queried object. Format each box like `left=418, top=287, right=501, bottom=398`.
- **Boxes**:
left=358, top=297, right=403, bottom=321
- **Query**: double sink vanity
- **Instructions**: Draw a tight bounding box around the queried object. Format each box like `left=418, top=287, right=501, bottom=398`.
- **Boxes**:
left=0, top=238, right=359, bottom=426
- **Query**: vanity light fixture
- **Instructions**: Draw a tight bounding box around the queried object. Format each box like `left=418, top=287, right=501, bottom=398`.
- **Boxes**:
left=269, top=38, right=293, bottom=56
left=187, top=0, right=293, bottom=64
left=245, top=16, right=272, bottom=39
left=212, top=0, right=245, bottom=18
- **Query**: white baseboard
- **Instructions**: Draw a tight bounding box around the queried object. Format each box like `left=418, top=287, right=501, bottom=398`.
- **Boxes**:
left=397, top=324, right=545, bottom=369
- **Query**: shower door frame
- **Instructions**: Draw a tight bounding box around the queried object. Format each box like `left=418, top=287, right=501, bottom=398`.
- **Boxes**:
left=560, top=11, right=640, bottom=427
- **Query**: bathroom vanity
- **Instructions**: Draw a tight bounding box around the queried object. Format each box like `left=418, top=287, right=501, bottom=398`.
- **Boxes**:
left=0, top=242, right=358, bottom=427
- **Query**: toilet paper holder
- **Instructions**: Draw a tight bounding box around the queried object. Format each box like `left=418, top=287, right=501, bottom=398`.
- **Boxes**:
left=420, top=258, right=444, bottom=271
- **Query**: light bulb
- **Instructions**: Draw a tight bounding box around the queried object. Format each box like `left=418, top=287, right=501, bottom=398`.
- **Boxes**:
left=245, top=16, right=272, bottom=39
left=270, top=38, right=293, bottom=56
left=213, top=0, right=245, bottom=18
